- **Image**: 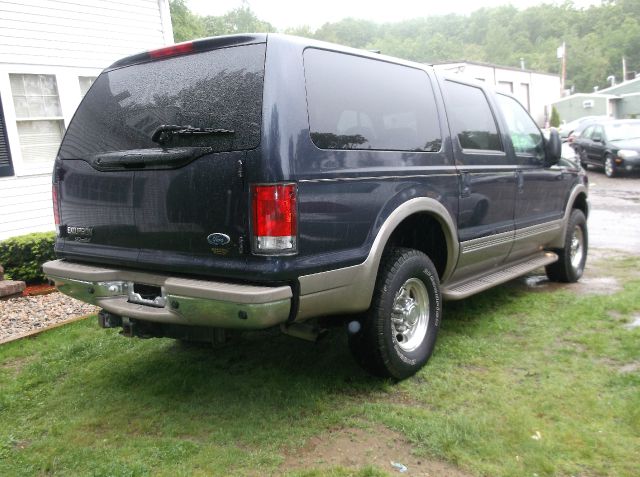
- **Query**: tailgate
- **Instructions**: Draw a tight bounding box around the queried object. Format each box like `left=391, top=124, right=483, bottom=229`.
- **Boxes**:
left=55, top=42, right=265, bottom=276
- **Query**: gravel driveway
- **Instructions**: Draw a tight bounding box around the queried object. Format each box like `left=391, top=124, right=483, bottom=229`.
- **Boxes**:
left=0, top=292, right=98, bottom=343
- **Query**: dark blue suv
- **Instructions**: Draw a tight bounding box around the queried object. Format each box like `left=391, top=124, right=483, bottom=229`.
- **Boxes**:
left=44, top=34, right=589, bottom=379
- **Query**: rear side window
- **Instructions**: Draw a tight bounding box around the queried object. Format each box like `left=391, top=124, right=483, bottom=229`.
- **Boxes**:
left=304, top=49, right=441, bottom=152
left=59, top=44, right=266, bottom=158
left=581, top=125, right=594, bottom=139
left=443, top=80, right=502, bottom=152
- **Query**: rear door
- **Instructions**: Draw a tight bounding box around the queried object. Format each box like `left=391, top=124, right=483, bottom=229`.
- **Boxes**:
left=56, top=42, right=266, bottom=277
left=575, top=125, right=594, bottom=164
left=440, top=79, right=516, bottom=280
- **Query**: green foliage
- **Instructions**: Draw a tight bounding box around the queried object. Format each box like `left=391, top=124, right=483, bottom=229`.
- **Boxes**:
left=170, top=0, right=640, bottom=93
left=170, top=0, right=275, bottom=42
left=550, top=106, right=561, bottom=127
left=203, top=6, right=276, bottom=37
left=169, top=0, right=205, bottom=43
left=0, top=232, right=56, bottom=283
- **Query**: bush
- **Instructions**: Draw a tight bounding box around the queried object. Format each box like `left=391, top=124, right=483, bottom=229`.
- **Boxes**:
left=550, top=106, right=561, bottom=128
left=0, top=231, right=56, bottom=283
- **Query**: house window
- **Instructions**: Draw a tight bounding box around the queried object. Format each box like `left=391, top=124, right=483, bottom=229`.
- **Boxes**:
left=498, top=81, right=514, bottom=93
left=9, top=74, right=65, bottom=165
left=79, top=76, right=97, bottom=98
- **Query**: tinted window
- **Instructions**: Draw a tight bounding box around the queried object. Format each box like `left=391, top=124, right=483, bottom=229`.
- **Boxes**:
left=496, top=94, right=544, bottom=162
left=581, top=125, right=594, bottom=139
left=592, top=125, right=604, bottom=141
left=59, top=44, right=266, bottom=158
left=304, top=49, right=441, bottom=152
left=443, top=81, right=502, bottom=151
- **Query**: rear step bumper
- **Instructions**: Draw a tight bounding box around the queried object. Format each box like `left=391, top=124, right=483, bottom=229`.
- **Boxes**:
left=43, top=260, right=292, bottom=329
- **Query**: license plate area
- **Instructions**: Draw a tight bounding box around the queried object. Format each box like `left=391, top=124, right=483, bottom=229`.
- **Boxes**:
left=127, top=282, right=166, bottom=308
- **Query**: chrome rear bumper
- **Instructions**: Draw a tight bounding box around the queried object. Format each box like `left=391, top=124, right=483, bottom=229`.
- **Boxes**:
left=43, top=260, right=292, bottom=329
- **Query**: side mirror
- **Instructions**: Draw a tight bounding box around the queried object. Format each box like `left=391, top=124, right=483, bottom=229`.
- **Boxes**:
left=593, top=135, right=602, bottom=143
left=544, top=128, right=561, bottom=167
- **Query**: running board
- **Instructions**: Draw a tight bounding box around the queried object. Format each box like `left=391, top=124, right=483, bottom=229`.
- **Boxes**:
left=442, top=252, right=558, bottom=301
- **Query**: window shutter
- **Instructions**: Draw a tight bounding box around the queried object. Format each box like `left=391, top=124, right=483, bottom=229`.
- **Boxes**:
left=0, top=96, right=15, bottom=177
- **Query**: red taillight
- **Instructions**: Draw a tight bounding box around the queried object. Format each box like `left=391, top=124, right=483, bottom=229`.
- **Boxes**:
left=52, top=184, right=60, bottom=229
left=149, top=42, right=194, bottom=59
left=251, top=184, right=297, bottom=255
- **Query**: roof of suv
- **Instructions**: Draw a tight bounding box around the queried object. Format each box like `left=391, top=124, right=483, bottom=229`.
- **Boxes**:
left=107, top=33, right=435, bottom=74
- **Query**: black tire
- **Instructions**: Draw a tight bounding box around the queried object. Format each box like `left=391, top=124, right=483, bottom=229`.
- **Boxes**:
left=348, top=247, right=442, bottom=380
left=604, top=154, right=616, bottom=178
left=545, top=209, right=588, bottom=283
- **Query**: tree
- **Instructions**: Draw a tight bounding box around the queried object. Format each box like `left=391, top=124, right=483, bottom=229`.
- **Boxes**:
left=550, top=106, right=561, bottom=128
left=203, top=6, right=276, bottom=36
left=169, top=0, right=205, bottom=43
left=169, top=0, right=640, bottom=94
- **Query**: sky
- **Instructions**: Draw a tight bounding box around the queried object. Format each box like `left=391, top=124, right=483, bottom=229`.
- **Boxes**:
left=186, top=0, right=602, bottom=30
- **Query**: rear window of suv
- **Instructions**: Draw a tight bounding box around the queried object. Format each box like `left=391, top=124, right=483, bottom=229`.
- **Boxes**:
left=59, top=43, right=266, bottom=158
left=304, top=49, right=442, bottom=152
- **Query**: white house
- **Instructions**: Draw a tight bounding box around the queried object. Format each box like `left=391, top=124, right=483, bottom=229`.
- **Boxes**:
left=432, top=61, right=561, bottom=127
left=0, top=0, right=174, bottom=240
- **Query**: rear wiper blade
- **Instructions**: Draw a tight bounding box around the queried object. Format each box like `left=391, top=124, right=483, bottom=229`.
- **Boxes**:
left=151, top=124, right=235, bottom=144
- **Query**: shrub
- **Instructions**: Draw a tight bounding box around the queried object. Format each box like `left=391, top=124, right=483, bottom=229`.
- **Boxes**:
left=550, top=106, right=561, bottom=128
left=0, top=231, right=56, bottom=283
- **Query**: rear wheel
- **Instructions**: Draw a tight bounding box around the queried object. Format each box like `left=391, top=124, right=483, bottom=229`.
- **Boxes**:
left=604, top=154, right=616, bottom=178
left=546, top=209, right=588, bottom=283
left=348, top=248, right=441, bottom=379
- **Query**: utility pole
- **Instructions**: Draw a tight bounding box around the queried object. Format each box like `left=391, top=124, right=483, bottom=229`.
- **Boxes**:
left=561, top=42, right=566, bottom=94
left=623, top=57, right=627, bottom=81
left=557, top=42, right=566, bottom=96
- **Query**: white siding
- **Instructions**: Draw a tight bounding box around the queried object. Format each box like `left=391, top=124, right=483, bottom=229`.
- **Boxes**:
left=0, top=0, right=173, bottom=240
left=0, top=173, right=54, bottom=240
left=0, top=0, right=172, bottom=67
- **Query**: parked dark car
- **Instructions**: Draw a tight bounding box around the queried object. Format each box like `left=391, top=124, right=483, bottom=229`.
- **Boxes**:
left=565, top=116, right=609, bottom=144
left=43, top=34, right=589, bottom=379
left=559, top=115, right=607, bottom=141
left=572, top=119, right=640, bottom=177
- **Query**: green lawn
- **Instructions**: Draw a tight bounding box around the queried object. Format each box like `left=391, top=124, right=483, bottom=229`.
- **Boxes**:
left=1, top=257, right=639, bottom=476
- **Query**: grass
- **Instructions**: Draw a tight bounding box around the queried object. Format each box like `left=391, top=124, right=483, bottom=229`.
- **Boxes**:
left=1, top=257, right=639, bottom=476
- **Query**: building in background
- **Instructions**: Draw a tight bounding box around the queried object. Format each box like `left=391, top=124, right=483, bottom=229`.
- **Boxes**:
left=551, top=77, right=640, bottom=123
left=432, top=61, right=561, bottom=127
left=0, top=0, right=173, bottom=240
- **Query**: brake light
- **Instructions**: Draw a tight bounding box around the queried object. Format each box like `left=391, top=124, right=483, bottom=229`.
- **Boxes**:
left=52, top=183, right=61, bottom=230
left=148, top=42, right=194, bottom=59
left=251, top=184, right=297, bottom=255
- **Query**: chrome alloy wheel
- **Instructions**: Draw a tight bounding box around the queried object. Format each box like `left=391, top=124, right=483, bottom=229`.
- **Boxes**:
left=390, top=278, right=430, bottom=352
left=605, top=156, right=614, bottom=177
left=570, top=225, right=584, bottom=269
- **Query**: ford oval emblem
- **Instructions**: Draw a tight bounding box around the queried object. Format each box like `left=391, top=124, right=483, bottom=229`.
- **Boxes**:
left=207, top=233, right=231, bottom=246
